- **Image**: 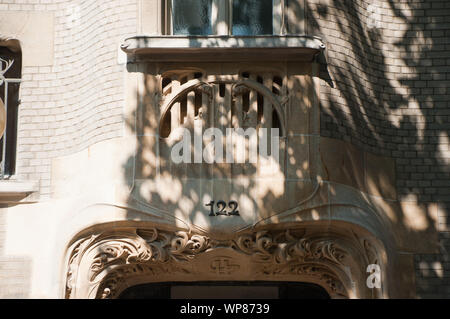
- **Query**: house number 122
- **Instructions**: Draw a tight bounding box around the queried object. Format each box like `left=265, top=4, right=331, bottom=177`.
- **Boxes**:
left=206, top=200, right=240, bottom=217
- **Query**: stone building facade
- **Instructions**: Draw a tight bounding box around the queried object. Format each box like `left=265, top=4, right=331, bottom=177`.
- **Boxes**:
left=0, top=0, right=448, bottom=298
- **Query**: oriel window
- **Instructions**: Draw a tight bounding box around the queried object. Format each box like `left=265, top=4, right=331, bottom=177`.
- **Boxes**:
left=166, top=0, right=284, bottom=35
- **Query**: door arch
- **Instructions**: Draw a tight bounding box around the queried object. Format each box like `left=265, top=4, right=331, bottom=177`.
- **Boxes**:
left=64, top=221, right=386, bottom=299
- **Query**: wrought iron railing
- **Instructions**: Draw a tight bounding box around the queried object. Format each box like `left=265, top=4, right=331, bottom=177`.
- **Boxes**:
left=0, top=57, right=21, bottom=179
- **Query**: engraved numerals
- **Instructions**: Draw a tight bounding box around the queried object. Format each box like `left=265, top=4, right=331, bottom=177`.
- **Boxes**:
left=206, top=200, right=240, bottom=217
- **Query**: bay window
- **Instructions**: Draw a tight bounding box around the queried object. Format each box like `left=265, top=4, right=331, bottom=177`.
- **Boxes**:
left=165, top=0, right=285, bottom=36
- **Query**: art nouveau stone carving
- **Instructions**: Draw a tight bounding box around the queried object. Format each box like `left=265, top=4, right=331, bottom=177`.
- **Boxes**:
left=158, top=72, right=286, bottom=137
left=210, top=257, right=240, bottom=275
left=129, top=63, right=324, bottom=237
left=57, top=60, right=399, bottom=300
left=65, top=226, right=381, bottom=299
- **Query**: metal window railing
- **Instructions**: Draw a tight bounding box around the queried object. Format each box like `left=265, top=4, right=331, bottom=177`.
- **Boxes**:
left=0, top=58, right=21, bottom=179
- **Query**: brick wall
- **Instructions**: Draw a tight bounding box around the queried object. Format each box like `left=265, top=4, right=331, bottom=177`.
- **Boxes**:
left=0, top=208, right=31, bottom=298
left=0, top=0, right=138, bottom=298
left=304, top=0, right=450, bottom=298
left=4, top=0, right=139, bottom=198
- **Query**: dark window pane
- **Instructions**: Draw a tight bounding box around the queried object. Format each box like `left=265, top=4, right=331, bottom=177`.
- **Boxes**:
left=172, top=0, right=213, bottom=35
left=232, top=0, right=273, bottom=35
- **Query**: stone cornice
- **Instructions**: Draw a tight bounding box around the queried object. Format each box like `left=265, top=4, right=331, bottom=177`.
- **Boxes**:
left=0, top=180, right=39, bottom=203
left=121, top=35, right=325, bottom=62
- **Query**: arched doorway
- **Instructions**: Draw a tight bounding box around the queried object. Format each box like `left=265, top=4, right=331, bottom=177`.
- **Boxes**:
left=119, top=281, right=330, bottom=299
left=64, top=222, right=386, bottom=299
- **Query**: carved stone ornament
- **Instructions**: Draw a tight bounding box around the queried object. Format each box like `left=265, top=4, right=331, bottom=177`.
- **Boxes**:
left=65, top=227, right=379, bottom=299
left=158, top=76, right=287, bottom=137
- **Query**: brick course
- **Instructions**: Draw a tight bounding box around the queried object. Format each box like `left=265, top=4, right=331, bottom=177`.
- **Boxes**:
left=0, top=0, right=138, bottom=299
left=1, top=0, right=138, bottom=197
left=306, top=0, right=450, bottom=298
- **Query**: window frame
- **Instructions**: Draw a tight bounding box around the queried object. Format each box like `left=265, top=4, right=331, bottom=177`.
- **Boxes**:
left=163, top=0, right=286, bottom=36
left=0, top=50, right=21, bottom=179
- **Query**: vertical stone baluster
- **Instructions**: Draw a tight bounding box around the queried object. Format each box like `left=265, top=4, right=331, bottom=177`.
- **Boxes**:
left=198, top=74, right=212, bottom=207
left=193, top=79, right=207, bottom=176
left=201, top=84, right=209, bottom=130
left=247, top=74, right=258, bottom=128
left=213, top=79, right=232, bottom=207
left=260, top=73, right=275, bottom=176
left=169, top=76, right=185, bottom=178
left=186, top=74, right=195, bottom=126
left=262, top=73, right=273, bottom=130
left=212, top=80, right=226, bottom=178
left=245, top=74, right=258, bottom=175
left=185, top=74, right=196, bottom=178
left=207, top=74, right=216, bottom=131
left=203, top=74, right=217, bottom=180
left=231, top=76, right=244, bottom=178
left=157, top=76, right=171, bottom=178
left=171, top=77, right=181, bottom=132
left=224, top=80, right=233, bottom=165
left=215, top=83, right=226, bottom=134
left=232, top=84, right=243, bottom=129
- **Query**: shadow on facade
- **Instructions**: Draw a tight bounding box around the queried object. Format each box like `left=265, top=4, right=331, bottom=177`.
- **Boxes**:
left=115, top=0, right=449, bottom=298
left=289, top=0, right=449, bottom=297
left=0, top=45, right=32, bottom=299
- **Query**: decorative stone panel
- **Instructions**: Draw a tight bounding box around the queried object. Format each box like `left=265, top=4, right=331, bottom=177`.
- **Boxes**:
left=65, top=225, right=382, bottom=299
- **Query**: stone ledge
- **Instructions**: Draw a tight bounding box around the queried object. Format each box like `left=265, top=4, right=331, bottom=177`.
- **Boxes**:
left=121, top=35, right=325, bottom=62
left=0, top=180, right=39, bottom=203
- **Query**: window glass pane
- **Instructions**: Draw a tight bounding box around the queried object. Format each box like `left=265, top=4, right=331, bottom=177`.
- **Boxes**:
left=232, top=0, right=273, bottom=35
left=172, top=0, right=213, bottom=35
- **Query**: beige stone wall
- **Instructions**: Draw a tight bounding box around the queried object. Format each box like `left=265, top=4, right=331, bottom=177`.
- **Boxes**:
left=300, top=0, right=450, bottom=298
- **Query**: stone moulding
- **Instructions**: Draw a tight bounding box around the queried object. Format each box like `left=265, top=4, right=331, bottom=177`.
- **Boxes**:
left=120, top=35, right=325, bottom=62
left=65, top=226, right=382, bottom=299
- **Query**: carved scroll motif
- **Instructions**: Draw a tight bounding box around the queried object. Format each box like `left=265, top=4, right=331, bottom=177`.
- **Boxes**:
left=88, top=230, right=211, bottom=280
left=231, top=230, right=346, bottom=265
left=66, top=229, right=211, bottom=298
left=66, top=228, right=370, bottom=299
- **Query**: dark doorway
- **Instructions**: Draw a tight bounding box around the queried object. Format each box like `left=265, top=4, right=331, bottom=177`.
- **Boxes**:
left=118, top=282, right=330, bottom=299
